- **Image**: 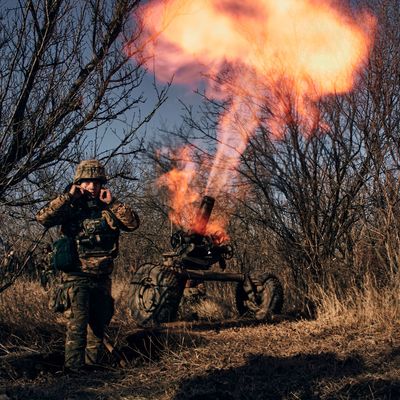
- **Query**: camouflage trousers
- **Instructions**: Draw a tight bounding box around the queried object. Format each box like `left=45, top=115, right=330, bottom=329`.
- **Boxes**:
left=62, top=275, right=114, bottom=369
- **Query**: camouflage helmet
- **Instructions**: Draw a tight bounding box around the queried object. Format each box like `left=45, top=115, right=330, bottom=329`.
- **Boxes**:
left=73, top=159, right=107, bottom=184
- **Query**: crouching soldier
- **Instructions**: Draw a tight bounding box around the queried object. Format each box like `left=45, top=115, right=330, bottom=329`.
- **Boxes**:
left=36, top=160, right=139, bottom=372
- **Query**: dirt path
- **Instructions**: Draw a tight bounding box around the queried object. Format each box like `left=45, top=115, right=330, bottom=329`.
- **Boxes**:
left=1, top=318, right=399, bottom=399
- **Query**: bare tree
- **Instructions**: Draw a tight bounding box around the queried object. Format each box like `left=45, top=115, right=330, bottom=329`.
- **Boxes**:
left=0, top=0, right=168, bottom=206
left=240, top=98, right=372, bottom=294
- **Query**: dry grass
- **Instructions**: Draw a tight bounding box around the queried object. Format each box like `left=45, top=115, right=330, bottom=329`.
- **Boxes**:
left=0, top=280, right=62, bottom=354
left=112, top=279, right=135, bottom=330
left=0, top=275, right=399, bottom=399
left=314, top=274, right=400, bottom=327
left=179, top=282, right=237, bottom=322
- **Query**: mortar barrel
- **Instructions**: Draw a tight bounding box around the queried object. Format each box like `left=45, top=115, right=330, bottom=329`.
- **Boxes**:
left=194, top=195, right=215, bottom=234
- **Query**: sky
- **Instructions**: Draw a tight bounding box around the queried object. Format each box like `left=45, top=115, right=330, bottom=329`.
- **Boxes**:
left=94, top=71, right=203, bottom=154
left=140, top=72, right=202, bottom=137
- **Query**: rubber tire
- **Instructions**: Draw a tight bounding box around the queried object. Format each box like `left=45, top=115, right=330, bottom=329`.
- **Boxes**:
left=129, top=263, right=185, bottom=327
left=236, top=273, right=284, bottom=320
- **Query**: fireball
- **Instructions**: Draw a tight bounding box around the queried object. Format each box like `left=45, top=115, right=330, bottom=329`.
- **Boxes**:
left=127, top=0, right=376, bottom=235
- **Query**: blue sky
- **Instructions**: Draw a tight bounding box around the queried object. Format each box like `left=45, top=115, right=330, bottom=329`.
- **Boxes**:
left=140, top=72, right=203, bottom=137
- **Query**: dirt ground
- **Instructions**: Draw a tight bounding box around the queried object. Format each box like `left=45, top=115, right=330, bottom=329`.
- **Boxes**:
left=0, top=316, right=399, bottom=400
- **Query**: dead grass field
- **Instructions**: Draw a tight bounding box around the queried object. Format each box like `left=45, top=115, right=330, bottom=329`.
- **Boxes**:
left=0, top=277, right=399, bottom=400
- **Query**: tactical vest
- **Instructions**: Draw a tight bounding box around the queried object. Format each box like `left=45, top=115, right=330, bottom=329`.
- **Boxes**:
left=77, top=215, right=119, bottom=258
left=61, top=198, right=120, bottom=261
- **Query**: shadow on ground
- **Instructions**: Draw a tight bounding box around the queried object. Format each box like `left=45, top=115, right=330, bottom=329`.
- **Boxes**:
left=173, top=352, right=399, bottom=400
left=0, top=321, right=64, bottom=380
left=1, top=318, right=264, bottom=383
left=9, top=349, right=395, bottom=400
left=2, top=320, right=398, bottom=399
left=117, top=317, right=289, bottom=364
left=0, top=326, right=209, bottom=400
left=120, top=327, right=209, bottom=364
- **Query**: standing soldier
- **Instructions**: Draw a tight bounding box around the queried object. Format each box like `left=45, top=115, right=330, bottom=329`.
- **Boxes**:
left=36, top=160, right=139, bottom=372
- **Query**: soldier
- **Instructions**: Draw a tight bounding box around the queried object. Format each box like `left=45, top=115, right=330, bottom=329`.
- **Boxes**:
left=36, top=160, right=139, bottom=372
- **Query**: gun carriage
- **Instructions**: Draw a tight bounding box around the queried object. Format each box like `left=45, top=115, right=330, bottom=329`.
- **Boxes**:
left=129, top=196, right=283, bottom=326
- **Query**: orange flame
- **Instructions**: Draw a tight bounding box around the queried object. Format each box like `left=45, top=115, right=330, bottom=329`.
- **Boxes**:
left=156, top=147, right=229, bottom=237
left=128, top=0, right=376, bottom=235
left=157, top=147, right=200, bottom=227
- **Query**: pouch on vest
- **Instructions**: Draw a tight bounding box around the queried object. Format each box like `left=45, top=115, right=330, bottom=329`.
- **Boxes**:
left=51, top=236, right=79, bottom=272
left=77, top=217, right=119, bottom=257
left=49, top=284, right=71, bottom=313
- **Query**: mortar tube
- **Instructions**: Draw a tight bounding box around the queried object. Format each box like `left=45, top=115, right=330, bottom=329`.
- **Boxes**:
left=194, top=195, right=215, bottom=235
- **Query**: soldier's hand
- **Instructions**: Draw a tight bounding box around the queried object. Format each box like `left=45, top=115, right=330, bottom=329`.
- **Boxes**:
left=69, top=184, right=84, bottom=200
left=100, top=188, right=113, bottom=204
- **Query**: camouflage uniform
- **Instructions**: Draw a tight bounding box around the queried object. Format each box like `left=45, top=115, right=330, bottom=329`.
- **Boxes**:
left=36, top=160, right=139, bottom=370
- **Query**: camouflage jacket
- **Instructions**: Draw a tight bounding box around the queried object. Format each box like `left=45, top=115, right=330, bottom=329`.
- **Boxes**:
left=36, top=193, right=139, bottom=276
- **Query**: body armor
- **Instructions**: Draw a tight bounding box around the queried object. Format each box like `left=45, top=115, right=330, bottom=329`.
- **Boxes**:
left=77, top=215, right=119, bottom=258
left=37, top=184, right=139, bottom=276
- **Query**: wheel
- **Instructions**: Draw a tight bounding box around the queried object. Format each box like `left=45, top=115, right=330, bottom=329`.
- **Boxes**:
left=236, top=273, right=284, bottom=320
left=129, top=263, right=185, bottom=327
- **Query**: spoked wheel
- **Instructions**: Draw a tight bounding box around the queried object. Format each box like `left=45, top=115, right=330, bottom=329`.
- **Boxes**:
left=236, top=273, right=284, bottom=320
left=129, top=264, right=185, bottom=327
